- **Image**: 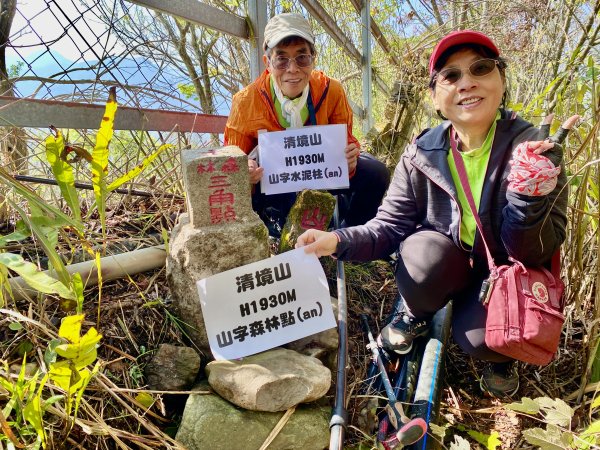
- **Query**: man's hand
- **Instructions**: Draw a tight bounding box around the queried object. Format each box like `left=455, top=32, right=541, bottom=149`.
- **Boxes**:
left=248, top=159, right=264, bottom=185
left=295, top=229, right=339, bottom=257
left=345, top=143, right=360, bottom=175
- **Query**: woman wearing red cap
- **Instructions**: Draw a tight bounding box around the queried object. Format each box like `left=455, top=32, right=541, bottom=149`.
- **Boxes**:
left=297, top=30, right=577, bottom=397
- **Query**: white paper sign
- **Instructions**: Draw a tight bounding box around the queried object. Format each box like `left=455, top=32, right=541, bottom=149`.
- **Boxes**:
left=197, top=248, right=336, bottom=360
left=258, top=124, right=349, bottom=195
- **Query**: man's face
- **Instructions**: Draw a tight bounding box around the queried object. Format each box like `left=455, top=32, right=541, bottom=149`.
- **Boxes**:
left=264, top=39, right=315, bottom=99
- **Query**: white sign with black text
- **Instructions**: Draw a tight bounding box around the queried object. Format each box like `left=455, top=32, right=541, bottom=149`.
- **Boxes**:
left=258, top=124, right=349, bottom=195
left=197, top=248, right=335, bottom=360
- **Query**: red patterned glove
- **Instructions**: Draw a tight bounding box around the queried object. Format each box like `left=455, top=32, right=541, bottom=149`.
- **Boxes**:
left=507, top=142, right=561, bottom=196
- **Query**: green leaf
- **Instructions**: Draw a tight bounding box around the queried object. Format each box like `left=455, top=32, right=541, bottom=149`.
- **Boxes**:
left=43, top=394, right=65, bottom=407
left=58, top=314, right=84, bottom=343
left=590, top=395, right=600, bottom=411
left=0, top=253, right=76, bottom=300
left=465, top=430, right=501, bottom=450
left=506, top=397, right=541, bottom=415
left=538, top=397, right=573, bottom=427
left=8, top=322, right=22, bottom=331
left=16, top=340, right=33, bottom=356
left=161, top=226, right=169, bottom=254
left=576, top=420, right=600, bottom=449
left=429, top=422, right=449, bottom=439
left=91, top=87, right=117, bottom=239
left=29, top=210, right=59, bottom=253
left=0, top=262, right=11, bottom=306
left=10, top=201, right=71, bottom=287
left=23, top=374, right=48, bottom=448
left=49, top=360, right=86, bottom=397
left=45, top=128, right=81, bottom=222
left=55, top=327, right=101, bottom=369
left=522, top=426, right=566, bottom=450
left=55, top=314, right=101, bottom=369
left=44, top=339, right=61, bottom=367
left=0, top=166, right=82, bottom=232
left=72, top=362, right=100, bottom=420
left=135, top=392, right=155, bottom=409
left=0, top=220, right=31, bottom=247
left=71, top=273, right=84, bottom=314
left=107, top=143, right=172, bottom=192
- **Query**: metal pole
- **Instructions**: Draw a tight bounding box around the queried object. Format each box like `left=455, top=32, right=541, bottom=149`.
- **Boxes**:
left=361, top=0, right=373, bottom=135
left=247, top=0, right=267, bottom=81
left=329, top=198, right=348, bottom=450
left=13, top=175, right=182, bottom=199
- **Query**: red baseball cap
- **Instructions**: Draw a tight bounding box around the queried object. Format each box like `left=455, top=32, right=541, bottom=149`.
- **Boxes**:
left=429, top=30, right=500, bottom=75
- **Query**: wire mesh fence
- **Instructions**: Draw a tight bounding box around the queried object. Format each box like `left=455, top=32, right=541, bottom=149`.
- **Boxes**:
left=1, top=0, right=239, bottom=205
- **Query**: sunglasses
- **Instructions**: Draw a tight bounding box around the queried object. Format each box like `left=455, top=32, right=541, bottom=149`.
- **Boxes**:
left=270, top=54, right=315, bottom=70
left=436, top=59, right=500, bottom=85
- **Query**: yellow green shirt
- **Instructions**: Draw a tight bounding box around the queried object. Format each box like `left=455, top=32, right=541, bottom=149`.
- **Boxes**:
left=448, top=111, right=501, bottom=247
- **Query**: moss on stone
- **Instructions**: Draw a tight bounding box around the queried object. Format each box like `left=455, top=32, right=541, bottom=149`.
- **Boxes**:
left=279, top=190, right=336, bottom=253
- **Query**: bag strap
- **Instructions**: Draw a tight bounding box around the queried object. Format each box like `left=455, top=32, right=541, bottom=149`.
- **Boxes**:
left=451, top=128, right=562, bottom=282
left=450, top=129, right=498, bottom=274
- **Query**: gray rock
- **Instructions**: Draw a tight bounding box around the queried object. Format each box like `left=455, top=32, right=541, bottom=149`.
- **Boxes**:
left=205, top=348, right=331, bottom=412
left=144, top=344, right=200, bottom=391
left=166, top=216, right=269, bottom=355
left=279, top=190, right=336, bottom=253
left=168, top=145, right=269, bottom=356
left=285, top=297, right=338, bottom=371
left=176, top=383, right=329, bottom=450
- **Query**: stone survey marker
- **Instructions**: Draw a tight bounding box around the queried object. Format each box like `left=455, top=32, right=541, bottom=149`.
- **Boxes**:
left=181, top=146, right=255, bottom=227
left=167, top=146, right=269, bottom=354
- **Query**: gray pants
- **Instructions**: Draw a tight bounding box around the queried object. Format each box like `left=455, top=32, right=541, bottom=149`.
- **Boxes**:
left=395, top=229, right=510, bottom=363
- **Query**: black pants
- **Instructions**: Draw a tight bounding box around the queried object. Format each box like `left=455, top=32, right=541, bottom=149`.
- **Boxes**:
left=395, top=229, right=511, bottom=363
left=252, top=153, right=390, bottom=234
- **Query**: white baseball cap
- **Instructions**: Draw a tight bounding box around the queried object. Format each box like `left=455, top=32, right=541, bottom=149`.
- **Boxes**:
left=263, top=13, right=315, bottom=50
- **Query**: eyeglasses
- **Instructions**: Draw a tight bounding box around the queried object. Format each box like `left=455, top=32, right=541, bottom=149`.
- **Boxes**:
left=436, top=59, right=500, bottom=85
left=269, top=54, right=315, bottom=70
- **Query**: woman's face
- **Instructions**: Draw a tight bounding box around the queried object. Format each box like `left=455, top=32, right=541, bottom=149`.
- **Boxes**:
left=430, top=48, right=505, bottom=134
left=263, top=39, right=314, bottom=99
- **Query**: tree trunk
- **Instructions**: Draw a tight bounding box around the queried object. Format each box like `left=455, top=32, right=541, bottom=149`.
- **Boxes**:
left=0, top=0, right=26, bottom=223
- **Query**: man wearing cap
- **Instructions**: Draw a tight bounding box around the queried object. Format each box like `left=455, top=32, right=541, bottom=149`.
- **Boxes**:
left=224, top=12, right=390, bottom=236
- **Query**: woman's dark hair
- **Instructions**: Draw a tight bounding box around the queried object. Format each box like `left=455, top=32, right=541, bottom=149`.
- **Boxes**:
left=428, top=43, right=509, bottom=120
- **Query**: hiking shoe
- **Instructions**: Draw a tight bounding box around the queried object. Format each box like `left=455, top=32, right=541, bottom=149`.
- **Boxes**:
left=480, top=362, right=519, bottom=398
left=380, top=418, right=428, bottom=449
left=379, top=312, right=431, bottom=355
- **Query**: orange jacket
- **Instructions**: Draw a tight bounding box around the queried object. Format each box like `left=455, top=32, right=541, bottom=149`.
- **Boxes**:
left=224, top=69, right=359, bottom=154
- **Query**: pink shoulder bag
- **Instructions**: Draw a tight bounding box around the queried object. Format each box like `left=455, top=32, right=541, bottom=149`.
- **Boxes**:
left=451, top=132, right=565, bottom=365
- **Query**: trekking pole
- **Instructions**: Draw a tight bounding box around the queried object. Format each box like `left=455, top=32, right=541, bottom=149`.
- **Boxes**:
left=361, top=314, right=427, bottom=447
left=329, top=198, right=348, bottom=450
left=361, top=314, right=404, bottom=428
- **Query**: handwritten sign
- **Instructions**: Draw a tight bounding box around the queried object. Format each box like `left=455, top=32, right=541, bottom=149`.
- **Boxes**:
left=258, top=124, right=349, bottom=195
left=197, top=248, right=335, bottom=360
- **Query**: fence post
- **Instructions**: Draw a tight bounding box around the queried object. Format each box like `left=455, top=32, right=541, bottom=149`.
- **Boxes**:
left=247, top=0, right=267, bottom=81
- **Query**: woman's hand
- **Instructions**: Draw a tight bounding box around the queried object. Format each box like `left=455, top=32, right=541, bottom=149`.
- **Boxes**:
left=248, top=158, right=264, bottom=185
left=507, top=114, right=580, bottom=196
left=345, top=143, right=360, bottom=175
left=530, top=114, right=580, bottom=166
left=295, top=229, right=339, bottom=257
